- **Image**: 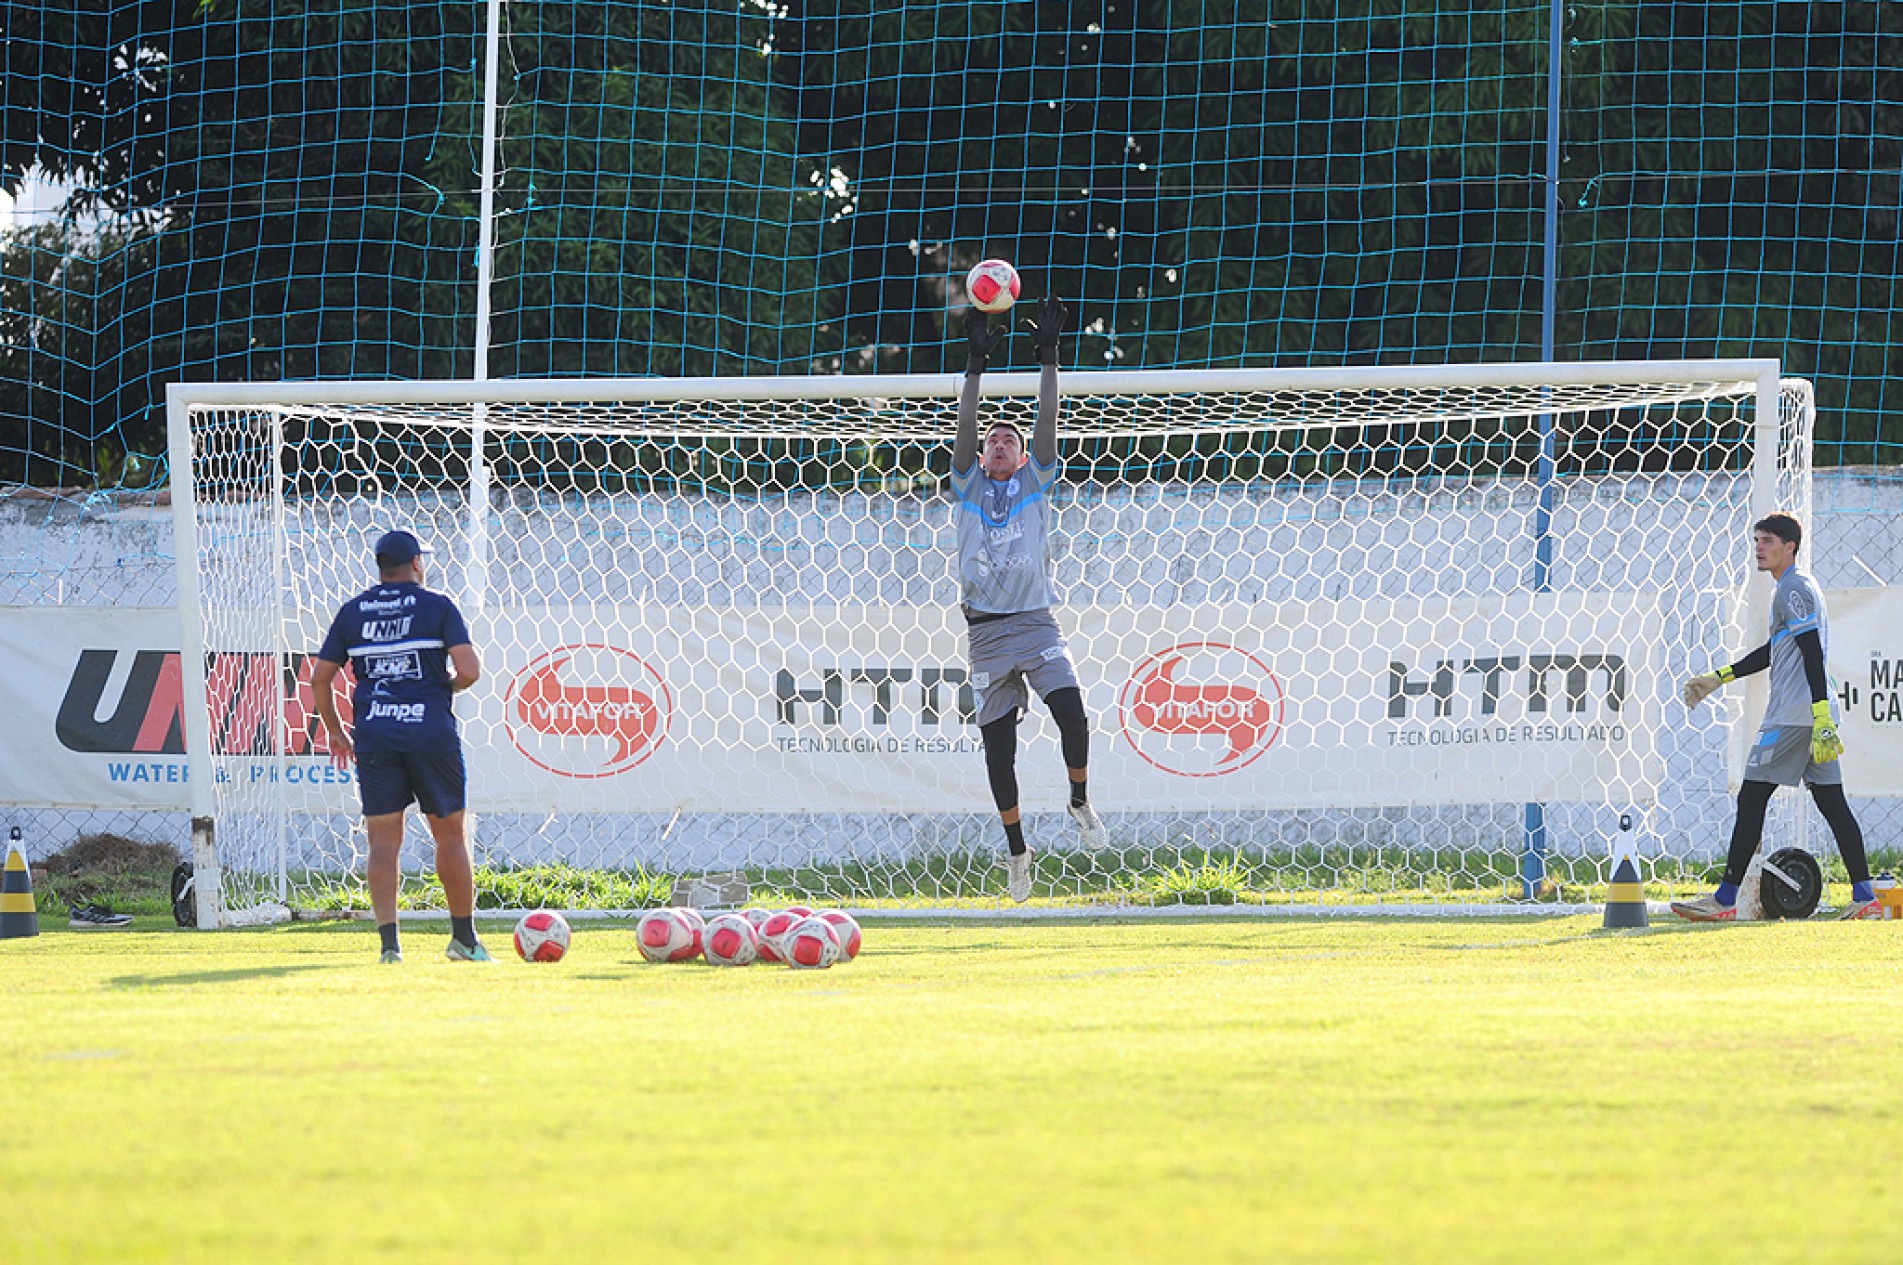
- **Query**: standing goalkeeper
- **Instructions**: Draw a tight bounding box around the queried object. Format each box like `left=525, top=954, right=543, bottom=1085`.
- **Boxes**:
left=1675, top=513, right=1876, bottom=920
left=952, top=296, right=1106, bottom=903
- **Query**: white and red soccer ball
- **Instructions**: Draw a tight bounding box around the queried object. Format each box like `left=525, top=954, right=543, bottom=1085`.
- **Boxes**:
left=702, top=912, right=760, bottom=967
left=815, top=910, right=862, bottom=961
left=966, top=259, right=1020, bottom=313
left=513, top=909, right=571, bottom=963
left=785, top=916, right=843, bottom=970
left=636, top=907, right=702, bottom=963
left=755, top=908, right=806, bottom=964
left=638, top=904, right=861, bottom=967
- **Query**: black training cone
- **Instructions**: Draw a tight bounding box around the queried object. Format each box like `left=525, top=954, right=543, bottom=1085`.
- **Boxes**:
left=1601, top=856, right=1649, bottom=929
left=2, top=828, right=39, bottom=939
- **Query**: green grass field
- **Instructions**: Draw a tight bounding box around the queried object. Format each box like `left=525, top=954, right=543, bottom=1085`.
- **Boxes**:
left=3, top=914, right=1900, bottom=1264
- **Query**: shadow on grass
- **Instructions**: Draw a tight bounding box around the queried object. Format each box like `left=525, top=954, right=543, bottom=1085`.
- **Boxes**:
left=108, top=963, right=343, bottom=989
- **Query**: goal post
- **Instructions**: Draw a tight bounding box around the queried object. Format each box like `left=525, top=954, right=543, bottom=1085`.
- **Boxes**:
left=166, top=361, right=1806, bottom=925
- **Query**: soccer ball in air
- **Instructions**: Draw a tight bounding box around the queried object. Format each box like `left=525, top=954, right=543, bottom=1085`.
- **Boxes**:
left=755, top=908, right=805, bottom=964
left=967, top=259, right=1021, bottom=313
left=785, top=916, right=843, bottom=970
left=513, top=909, right=571, bottom=963
left=702, top=912, right=760, bottom=967
left=815, top=909, right=862, bottom=961
left=636, top=907, right=702, bottom=963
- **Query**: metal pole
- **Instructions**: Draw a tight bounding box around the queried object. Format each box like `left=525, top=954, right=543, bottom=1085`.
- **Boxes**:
left=165, top=385, right=224, bottom=929
left=1523, top=0, right=1566, bottom=899
left=468, top=0, right=502, bottom=614
left=463, top=0, right=506, bottom=865
left=271, top=408, right=291, bottom=904
left=474, top=0, right=502, bottom=388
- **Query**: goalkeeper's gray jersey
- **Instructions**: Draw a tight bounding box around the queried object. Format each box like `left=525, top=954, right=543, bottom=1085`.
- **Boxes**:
left=1763, top=567, right=1832, bottom=728
left=951, top=456, right=1057, bottom=614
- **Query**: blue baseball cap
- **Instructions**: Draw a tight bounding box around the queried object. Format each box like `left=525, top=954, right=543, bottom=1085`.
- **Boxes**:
left=373, top=529, right=433, bottom=567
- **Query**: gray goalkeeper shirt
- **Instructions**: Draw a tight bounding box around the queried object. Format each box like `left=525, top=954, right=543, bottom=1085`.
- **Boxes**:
left=951, top=456, right=1057, bottom=614
left=1763, top=567, right=1833, bottom=728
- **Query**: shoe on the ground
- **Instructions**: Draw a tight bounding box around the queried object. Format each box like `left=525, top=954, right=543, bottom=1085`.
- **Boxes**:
left=1006, top=850, right=1034, bottom=903
left=1670, top=892, right=1738, bottom=922
left=444, top=938, right=494, bottom=962
left=1068, top=800, right=1107, bottom=850
left=1838, top=895, right=1883, bottom=921
left=68, top=902, right=133, bottom=930
left=378, top=948, right=403, bottom=964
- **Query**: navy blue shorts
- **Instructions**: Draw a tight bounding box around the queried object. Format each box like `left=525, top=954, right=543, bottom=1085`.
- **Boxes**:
left=357, top=749, right=467, bottom=818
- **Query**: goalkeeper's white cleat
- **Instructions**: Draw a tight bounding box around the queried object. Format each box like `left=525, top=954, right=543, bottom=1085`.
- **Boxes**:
left=1006, top=850, right=1033, bottom=903
left=1068, top=800, right=1107, bottom=850
left=1838, top=895, right=1883, bottom=921
left=1670, top=892, right=1738, bottom=922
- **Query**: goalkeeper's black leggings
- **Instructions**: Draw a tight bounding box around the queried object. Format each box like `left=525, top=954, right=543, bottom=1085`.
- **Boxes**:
left=1722, top=779, right=1870, bottom=887
left=979, top=686, right=1090, bottom=813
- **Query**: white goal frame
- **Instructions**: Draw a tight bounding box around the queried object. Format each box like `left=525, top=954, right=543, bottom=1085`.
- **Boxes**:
left=168, top=360, right=1803, bottom=928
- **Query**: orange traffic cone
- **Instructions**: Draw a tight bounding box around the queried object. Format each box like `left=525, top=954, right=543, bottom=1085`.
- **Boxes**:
left=2, top=827, right=40, bottom=939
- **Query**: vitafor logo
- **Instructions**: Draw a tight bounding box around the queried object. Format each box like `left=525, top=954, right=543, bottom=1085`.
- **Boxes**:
left=504, top=646, right=672, bottom=779
left=1117, top=642, right=1284, bottom=778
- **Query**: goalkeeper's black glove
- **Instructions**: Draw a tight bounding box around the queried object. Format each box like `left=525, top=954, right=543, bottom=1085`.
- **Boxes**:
left=964, top=308, right=1008, bottom=375
left=1021, top=294, right=1068, bottom=366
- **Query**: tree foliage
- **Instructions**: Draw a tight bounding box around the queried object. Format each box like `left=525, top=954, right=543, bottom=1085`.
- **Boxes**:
left=0, top=0, right=832, bottom=485
left=3, top=0, right=1901, bottom=486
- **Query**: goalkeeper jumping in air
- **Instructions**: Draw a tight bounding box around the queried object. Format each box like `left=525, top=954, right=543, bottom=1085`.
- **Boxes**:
left=1675, top=512, right=1878, bottom=920
left=952, top=294, right=1107, bottom=902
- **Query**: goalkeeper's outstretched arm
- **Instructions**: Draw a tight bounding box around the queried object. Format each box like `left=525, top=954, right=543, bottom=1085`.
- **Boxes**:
left=954, top=309, right=1007, bottom=476
left=1682, top=642, right=1769, bottom=707
left=1022, top=295, right=1066, bottom=468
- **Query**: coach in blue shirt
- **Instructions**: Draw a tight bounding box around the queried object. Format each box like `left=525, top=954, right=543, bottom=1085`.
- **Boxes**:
left=311, top=529, right=489, bottom=963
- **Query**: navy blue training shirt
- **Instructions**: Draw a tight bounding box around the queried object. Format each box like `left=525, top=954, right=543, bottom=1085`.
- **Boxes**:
left=316, top=582, right=471, bottom=753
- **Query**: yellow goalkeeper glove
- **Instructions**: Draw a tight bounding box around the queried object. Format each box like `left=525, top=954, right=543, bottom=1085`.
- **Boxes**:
left=1682, top=664, right=1733, bottom=708
left=1811, top=700, right=1844, bottom=764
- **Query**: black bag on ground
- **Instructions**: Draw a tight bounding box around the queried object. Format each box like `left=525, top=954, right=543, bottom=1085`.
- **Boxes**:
left=170, top=862, right=196, bottom=928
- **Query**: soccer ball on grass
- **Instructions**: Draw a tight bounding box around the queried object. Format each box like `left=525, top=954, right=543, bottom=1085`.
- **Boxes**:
left=513, top=909, right=571, bottom=963
left=815, top=909, right=862, bottom=961
left=636, top=907, right=702, bottom=963
left=785, top=916, right=843, bottom=970
left=702, top=912, right=760, bottom=967
left=756, top=908, right=804, bottom=964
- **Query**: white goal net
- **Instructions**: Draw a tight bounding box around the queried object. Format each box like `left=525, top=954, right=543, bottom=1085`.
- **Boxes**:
left=167, top=363, right=1811, bottom=924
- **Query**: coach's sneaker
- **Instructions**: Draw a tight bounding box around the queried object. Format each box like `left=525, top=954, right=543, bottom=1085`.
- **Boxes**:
left=1006, top=849, right=1034, bottom=903
left=444, top=938, right=494, bottom=962
left=67, top=902, right=133, bottom=930
left=1670, top=892, right=1738, bottom=922
left=1838, top=895, right=1883, bottom=921
left=1068, top=800, right=1107, bottom=851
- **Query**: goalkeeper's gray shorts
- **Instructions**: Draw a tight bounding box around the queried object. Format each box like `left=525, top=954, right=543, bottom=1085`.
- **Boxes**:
left=965, top=607, right=1079, bottom=727
left=1743, top=724, right=1843, bottom=787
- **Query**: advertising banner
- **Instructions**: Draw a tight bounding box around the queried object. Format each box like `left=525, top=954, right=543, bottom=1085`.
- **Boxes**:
left=4, top=591, right=1682, bottom=812
left=1823, top=587, right=1903, bottom=794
